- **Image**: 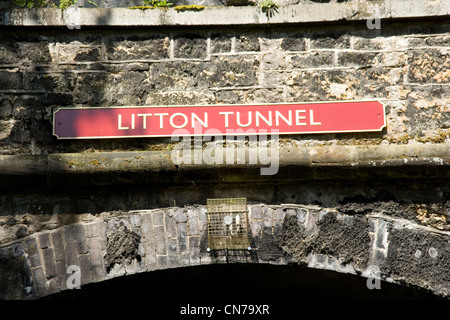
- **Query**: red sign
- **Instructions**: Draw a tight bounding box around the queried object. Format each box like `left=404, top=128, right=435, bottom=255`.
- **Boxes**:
left=53, top=101, right=386, bottom=139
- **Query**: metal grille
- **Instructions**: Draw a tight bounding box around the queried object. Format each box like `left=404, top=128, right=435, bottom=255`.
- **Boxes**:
left=207, top=198, right=250, bottom=251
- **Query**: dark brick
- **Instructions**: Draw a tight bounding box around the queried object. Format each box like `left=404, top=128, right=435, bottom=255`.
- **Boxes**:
left=74, top=48, right=101, bottom=62
left=174, top=33, right=207, bottom=59
left=150, top=61, right=203, bottom=90
left=205, top=55, right=259, bottom=87
left=0, top=71, right=23, bottom=90
left=165, top=211, right=177, bottom=238
left=72, top=72, right=109, bottom=105
left=17, top=42, right=52, bottom=64
left=0, top=42, right=19, bottom=64
left=38, top=233, right=51, bottom=249
left=24, top=237, right=41, bottom=268
left=353, top=37, right=383, bottom=50
left=26, top=73, right=71, bottom=92
left=310, top=33, right=351, bottom=49
left=51, top=230, right=65, bottom=262
left=0, top=99, right=12, bottom=118
left=78, top=254, right=92, bottom=285
left=291, top=51, right=334, bottom=68
left=281, top=35, right=306, bottom=51
left=211, top=33, right=231, bottom=53
left=106, top=35, right=170, bottom=61
left=337, top=52, right=378, bottom=67
left=42, top=247, right=57, bottom=279
left=235, top=35, right=260, bottom=52
left=408, top=36, right=450, bottom=47
left=177, top=223, right=187, bottom=252
left=64, top=241, right=79, bottom=267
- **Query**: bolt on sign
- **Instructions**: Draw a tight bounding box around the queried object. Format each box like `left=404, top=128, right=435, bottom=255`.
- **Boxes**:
left=206, top=198, right=250, bottom=251
left=53, top=101, right=386, bottom=139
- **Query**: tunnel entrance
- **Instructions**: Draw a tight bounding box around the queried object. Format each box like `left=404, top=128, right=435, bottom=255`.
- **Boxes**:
left=44, top=263, right=440, bottom=301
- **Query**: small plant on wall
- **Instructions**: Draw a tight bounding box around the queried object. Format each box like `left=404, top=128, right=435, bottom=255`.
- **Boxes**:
left=258, top=0, right=279, bottom=20
left=143, top=0, right=173, bottom=7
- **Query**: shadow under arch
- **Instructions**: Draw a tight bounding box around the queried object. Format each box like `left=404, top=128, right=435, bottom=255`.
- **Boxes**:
left=43, top=263, right=441, bottom=301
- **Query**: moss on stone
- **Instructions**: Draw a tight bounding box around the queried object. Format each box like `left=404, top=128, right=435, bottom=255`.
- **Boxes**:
left=173, top=5, right=205, bottom=12
left=127, top=5, right=157, bottom=10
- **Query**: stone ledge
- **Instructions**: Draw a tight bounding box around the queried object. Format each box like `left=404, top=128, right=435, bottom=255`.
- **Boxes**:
left=1, top=0, right=449, bottom=27
left=0, top=143, right=449, bottom=191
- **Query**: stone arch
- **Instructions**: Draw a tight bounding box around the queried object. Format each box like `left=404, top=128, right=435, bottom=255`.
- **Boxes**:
left=1, top=203, right=449, bottom=299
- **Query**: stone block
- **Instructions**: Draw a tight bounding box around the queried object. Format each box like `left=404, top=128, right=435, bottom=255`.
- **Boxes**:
left=189, top=236, right=200, bottom=265
left=235, top=35, right=260, bottom=52
left=251, top=205, right=263, bottom=220
left=46, top=277, right=60, bottom=296
left=64, top=241, right=79, bottom=267
left=31, top=267, right=47, bottom=297
left=198, top=207, right=207, bottom=222
left=59, top=45, right=101, bottom=62
left=72, top=72, right=109, bottom=105
left=24, top=237, right=41, bottom=268
left=152, top=210, right=165, bottom=226
left=74, top=224, right=88, bottom=255
left=291, top=51, right=334, bottom=69
left=78, top=254, right=92, bottom=285
left=89, top=244, right=105, bottom=282
left=165, top=211, right=177, bottom=238
left=0, top=71, right=23, bottom=90
left=375, top=219, right=388, bottom=249
left=174, top=33, right=207, bottom=59
left=38, top=233, right=51, bottom=249
left=141, top=221, right=154, bottom=242
left=17, top=41, right=52, bottom=64
left=211, top=33, right=232, bottom=54
left=154, top=226, right=167, bottom=255
left=42, top=247, right=57, bottom=279
left=175, top=208, right=187, bottom=223
left=144, top=242, right=157, bottom=270
left=11, top=243, right=23, bottom=257
left=407, top=49, right=450, bottom=83
left=54, top=260, right=67, bottom=291
left=177, top=223, right=187, bottom=252
left=281, top=34, right=307, bottom=51
left=310, top=33, right=351, bottom=49
left=130, top=214, right=142, bottom=228
left=51, top=231, right=65, bottom=263
left=85, top=221, right=106, bottom=238
left=0, top=41, right=19, bottom=64
left=64, top=224, right=77, bottom=243
left=187, top=208, right=199, bottom=236
left=250, top=220, right=262, bottom=240
left=105, top=35, right=170, bottom=61
left=337, top=51, right=378, bottom=67
left=262, top=207, right=273, bottom=230
left=157, top=255, right=168, bottom=269
left=180, top=251, right=190, bottom=267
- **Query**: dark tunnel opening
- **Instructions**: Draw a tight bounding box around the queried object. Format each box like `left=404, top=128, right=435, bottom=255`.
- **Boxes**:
left=43, top=263, right=441, bottom=301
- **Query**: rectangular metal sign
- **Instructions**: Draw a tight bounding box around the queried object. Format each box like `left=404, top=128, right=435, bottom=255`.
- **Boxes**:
left=53, top=101, right=386, bottom=139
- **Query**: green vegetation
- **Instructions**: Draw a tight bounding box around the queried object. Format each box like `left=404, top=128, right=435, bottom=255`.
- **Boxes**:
left=258, top=0, right=278, bottom=19
left=14, top=0, right=96, bottom=9
left=128, top=3, right=205, bottom=11
left=143, top=0, right=173, bottom=7
left=173, top=5, right=205, bottom=12
left=128, top=5, right=157, bottom=10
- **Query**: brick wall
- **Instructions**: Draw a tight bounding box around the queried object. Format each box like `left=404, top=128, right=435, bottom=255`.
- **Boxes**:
left=0, top=21, right=449, bottom=154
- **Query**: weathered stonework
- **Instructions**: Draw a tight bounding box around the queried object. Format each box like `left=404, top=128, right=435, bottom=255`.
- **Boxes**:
left=0, top=19, right=449, bottom=154
left=0, top=1, right=449, bottom=301
left=1, top=203, right=448, bottom=299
